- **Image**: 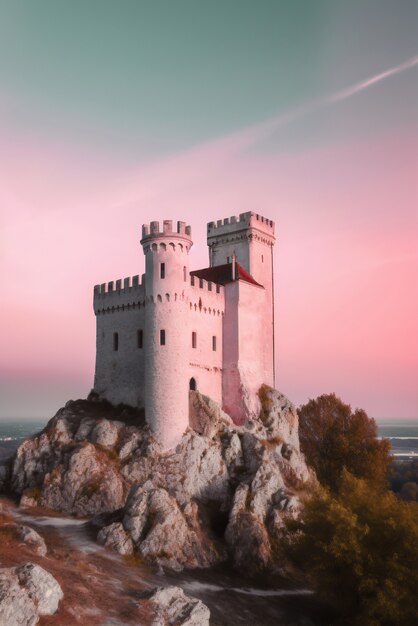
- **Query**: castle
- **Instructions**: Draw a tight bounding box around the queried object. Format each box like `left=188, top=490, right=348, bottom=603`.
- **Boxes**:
left=93, top=212, right=276, bottom=449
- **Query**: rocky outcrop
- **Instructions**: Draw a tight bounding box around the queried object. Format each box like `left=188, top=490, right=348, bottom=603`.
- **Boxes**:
left=0, top=524, right=47, bottom=556
left=0, top=562, right=63, bottom=625
left=144, top=586, right=210, bottom=626
left=7, top=388, right=314, bottom=574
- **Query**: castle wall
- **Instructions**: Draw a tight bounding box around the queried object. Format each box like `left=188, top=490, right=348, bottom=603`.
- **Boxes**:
left=188, top=278, right=224, bottom=404
left=142, top=220, right=193, bottom=450
left=94, top=306, right=146, bottom=407
left=223, top=280, right=266, bottom=424
left=93, top=277, right=146, bottom=407
left=208, top=212, right=275, bottom=388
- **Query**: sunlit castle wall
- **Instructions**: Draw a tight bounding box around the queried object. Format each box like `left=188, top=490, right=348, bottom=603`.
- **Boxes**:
left=207, top=212, right=275, bottom=388
left=141, top=220, right=193, bottom=450
left=93, top=275, right=146, bottom=407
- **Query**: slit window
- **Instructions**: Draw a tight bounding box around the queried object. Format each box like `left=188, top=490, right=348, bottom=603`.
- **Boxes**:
left=183, top=266, right=187, bottom=281
left=192, top=331, right=197, bottom=349
left=212, top=336, right=217, bottom=351
left=113, top=332, right=119, bottom=351
left=160, top=263, right=165, bottom=279
left=160, top=329, right=166, bottom=345
left=137, top=329, right=143, bottom=349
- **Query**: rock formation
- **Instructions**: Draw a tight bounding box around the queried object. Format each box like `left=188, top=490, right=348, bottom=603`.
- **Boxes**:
left=0, top=562, right=63, bottom=626
left=5, top=386, right=314, bottom=573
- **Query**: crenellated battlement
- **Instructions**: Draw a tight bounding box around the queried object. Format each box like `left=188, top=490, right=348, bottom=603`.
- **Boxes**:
left=141, top=220, right=192, bottom=241
left=190, top=275, right=224, bottom=296
left=207, top=211, right=275, bottom=237
left=93, top=274, right=146, bottom=313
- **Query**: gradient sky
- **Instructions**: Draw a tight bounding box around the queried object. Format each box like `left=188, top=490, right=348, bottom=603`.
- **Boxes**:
left=1, top=0, right=417, bottom=419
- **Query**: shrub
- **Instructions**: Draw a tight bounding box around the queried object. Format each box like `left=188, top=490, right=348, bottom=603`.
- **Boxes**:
left=298, top=393, right=392, bottom=492
left=285, top=471, right=418, bottom=626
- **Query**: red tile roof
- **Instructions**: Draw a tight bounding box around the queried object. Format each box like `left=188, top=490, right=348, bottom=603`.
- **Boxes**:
left=191, top=262, right=263, bottom=287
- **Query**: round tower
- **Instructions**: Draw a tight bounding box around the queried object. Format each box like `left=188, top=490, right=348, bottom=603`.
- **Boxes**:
left=140, top=219, right=192, bottom=450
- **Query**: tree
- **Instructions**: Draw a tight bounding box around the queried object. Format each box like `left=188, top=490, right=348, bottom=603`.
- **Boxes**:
left=286, top=471, right=418, bottom=626
left=298, top=393, right=391, bottom=492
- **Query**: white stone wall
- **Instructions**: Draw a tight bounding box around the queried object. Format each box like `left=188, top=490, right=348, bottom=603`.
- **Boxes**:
left=222, top=279, right=267, bottom=424
left=188, top=278, right=224, bottom=404
left=142, top=221, right=193, bottom=450
left=94, top=305, right=146, bottom=407
left=208, top=211, right=276, bottom=390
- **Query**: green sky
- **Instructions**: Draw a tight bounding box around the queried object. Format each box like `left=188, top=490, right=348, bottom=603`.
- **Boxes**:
left=1, top=0, right=416, bottom=159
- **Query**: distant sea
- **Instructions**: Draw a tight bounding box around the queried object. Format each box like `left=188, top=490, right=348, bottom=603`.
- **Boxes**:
left=376, top=419, right=418, bottom=460
left=0, top=420, right=46, bottom=461
left=0, top=418, right=417, bottom=461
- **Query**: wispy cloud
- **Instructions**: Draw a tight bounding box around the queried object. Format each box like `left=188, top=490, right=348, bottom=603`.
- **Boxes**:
left=242, top=54, right=418, bottom=144
left=329, top=55, right=418, bottom=103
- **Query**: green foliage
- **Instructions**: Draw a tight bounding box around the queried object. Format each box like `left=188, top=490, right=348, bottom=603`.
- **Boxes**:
left=298, top=393, right=392, bottom=492
left=286, top=471, right=418, bottom=626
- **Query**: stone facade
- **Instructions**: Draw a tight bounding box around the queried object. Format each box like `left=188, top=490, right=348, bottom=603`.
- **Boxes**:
left=93, top=212, right=276, bottom=449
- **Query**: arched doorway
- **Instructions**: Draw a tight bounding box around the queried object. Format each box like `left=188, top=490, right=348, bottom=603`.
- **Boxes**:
left=189, top=377, right=197, bottom=391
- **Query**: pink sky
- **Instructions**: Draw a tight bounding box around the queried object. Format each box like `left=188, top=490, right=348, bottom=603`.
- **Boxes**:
left=1, top=104, right=417, bottom=419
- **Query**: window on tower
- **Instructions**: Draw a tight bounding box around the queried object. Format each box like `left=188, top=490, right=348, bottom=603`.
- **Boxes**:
left=160, top=329, right=166, bottom=345
left=192, top=331, right=197, bottom=349
left=212, top=336, right=217, bottom=351
left=137, top=329, right=143, bottom=349
left=183, top=266, right=187, bottom=281
left=160, top=263, right=165, bottom=279
left=113, top=332, right=119, bottom=351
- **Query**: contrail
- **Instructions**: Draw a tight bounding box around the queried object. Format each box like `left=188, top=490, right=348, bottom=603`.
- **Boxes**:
left=248, top=54, right=418, bottom=142
left=329, top=55, right=418, bottom=103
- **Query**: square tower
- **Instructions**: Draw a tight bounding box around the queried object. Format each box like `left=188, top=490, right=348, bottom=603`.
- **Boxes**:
left=207, top=212, right=276, bottom=405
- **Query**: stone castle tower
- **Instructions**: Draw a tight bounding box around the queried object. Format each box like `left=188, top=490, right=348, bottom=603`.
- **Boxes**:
left=93, top=212, right=276, bottom=449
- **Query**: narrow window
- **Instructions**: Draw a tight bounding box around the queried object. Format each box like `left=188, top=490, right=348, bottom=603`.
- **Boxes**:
left=189, top=377, right=197, bottom=391
left=192, top=331, right=197, bottom=349
left=227, top=256, right=230, bottom=263
left=160, top=329, right=166, bottom=345
left=261, top=254, right=264, bottom=263
left=160, top=263, right=165, bottom=279
left=113, top=332, right=119, bottom=351
left=212, top=336, right=217, bottom=351
left=137, top=329, right=143, bottom=349
left=183, top=266, right=187, bottom=281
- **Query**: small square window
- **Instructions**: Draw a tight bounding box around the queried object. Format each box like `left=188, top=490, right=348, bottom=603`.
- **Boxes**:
left=160, top=329, right=166, bottom=345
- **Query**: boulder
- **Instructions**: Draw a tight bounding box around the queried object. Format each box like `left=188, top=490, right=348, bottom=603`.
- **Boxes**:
left=97, top=522, right=134, bottom=555
left=147, top=586, right=210, bottom=626
left=0, top=524, right=47, bottom=556
left=122, top=484, right=222, bottom=571
left=189, top=391, right=232, bottom=438
left=15, top=563, right=63, bottom=616
left=90, top=419, right=123, bottom=449
left=0, top=563, right=63, bottom=626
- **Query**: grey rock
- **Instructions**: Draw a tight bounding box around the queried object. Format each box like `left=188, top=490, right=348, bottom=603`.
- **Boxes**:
left=0, top=524, right=47, bottom=556
left=0, top=563, right=63, bottom=626
left=90, top=419, right=123, bottom=448
left=97, top=522, right=134, bottom=555
left=15, top=563, right=63, bottom=616
left=0, top=568, right=37, bottom=626
left=148, top=586, right=210, bottom=626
